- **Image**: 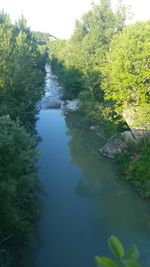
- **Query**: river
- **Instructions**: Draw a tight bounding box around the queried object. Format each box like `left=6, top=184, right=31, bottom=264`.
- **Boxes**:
left=30, top=65, right=150, bottom=267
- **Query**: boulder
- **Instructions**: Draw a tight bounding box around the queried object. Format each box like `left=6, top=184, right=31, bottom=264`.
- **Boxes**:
left=64, top=99, right=80, bottom=112
left=123, top=105, right=150, bottom=141
left=50, top=74, right=58, bottom=79
left=99, top=136, right=127, bottom=159
left=131, top=129, right=150, bottom=141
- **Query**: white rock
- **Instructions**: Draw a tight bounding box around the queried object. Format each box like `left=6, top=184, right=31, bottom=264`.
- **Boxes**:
left=99, top=136, right=127, bottom=159
left=50, top=74, right=58, bottom=79
left=123, top=106, right=150, bottom=141
left=65, top=99, right=80, bottom=112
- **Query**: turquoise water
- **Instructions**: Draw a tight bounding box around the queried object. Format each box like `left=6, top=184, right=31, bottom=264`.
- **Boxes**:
left=31, top=67, right=150, bottom=267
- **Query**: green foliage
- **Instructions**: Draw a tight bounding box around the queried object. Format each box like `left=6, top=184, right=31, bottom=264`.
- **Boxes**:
left=0, top=116, right=39, bottom=245
left=48, top=3, right=150, bottom=193
left=33, top=31, right=56, bottom=43
left=96, top=256, right=118, bottom=267
left=0, top=11, right=46, bottom=265
left=126, top=245, right=140, bottom=261
left=48, top=0, right=127, bottom=100
left=130, top=143, right=150, bottom=183
left=0, top=10, right=11, bottom=25
left=0, top=15, right=45, bottom=130
left=101, top=21, right=150, bottom=115
left=116, top=137, right=150, bottom=198
left=48, top=2, right=150, bottom=197
left=108, top=235, right=125, bottom=260
left=95, top=235, right=142, bottom=267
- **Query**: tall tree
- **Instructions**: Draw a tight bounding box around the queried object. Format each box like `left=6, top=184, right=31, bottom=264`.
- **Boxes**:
left=49, top=0, right=127, bottom=99
left=101, top=21, right=150, bottom=114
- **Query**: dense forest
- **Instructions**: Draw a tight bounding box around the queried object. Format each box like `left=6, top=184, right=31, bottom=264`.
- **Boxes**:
left=0, top=10, right=47, bottom=265
left=48, top=0, right=150, bottom=198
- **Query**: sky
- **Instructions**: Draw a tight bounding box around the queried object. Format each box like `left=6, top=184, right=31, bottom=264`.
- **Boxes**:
left=0, top=0, right=150, bottom=39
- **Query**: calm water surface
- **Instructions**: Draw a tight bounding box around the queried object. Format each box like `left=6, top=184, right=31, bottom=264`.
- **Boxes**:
left=31, top=66, right=150, bottom=267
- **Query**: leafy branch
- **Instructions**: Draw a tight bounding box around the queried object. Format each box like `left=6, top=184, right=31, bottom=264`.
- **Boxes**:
left=95, top=235, right=142, bottom=267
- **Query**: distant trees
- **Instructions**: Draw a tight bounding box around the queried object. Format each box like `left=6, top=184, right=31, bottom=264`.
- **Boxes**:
left=49, top=0, right=127, bottom=100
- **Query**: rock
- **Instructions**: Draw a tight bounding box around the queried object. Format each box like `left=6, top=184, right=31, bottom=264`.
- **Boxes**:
left=64, top=99, right=80, bottom=112
left=121, top=131, right=137, bottom=143
left=99, top=136, right=127, bottom=159
left=131, top=129, right=150, bottom=141
left=123, top=105, right=150, bottom=141
left=50, top=74, right=58, bottom=79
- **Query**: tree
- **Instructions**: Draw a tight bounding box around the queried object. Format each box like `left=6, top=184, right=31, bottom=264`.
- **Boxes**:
left=0, top=9, right=11, bottom=25
left=101, top=21, right=150, bottom=114
left=49, top=0, right=127, bottom=99
left=0, top=16, right=45, bottom=130
left=0, top=116, right=39, bottom=241
left=0, top=12, right=46, bottom=264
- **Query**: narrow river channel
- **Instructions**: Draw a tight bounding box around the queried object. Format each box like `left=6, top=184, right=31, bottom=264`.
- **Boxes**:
left=31, top=65, right=150, bottom=267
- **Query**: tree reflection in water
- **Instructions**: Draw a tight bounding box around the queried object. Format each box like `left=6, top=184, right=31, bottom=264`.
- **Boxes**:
left=65, top=112, right=150, bottom=267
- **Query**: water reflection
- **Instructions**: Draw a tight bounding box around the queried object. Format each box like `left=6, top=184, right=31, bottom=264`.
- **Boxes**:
left=65, top=112, right=150, bottom=266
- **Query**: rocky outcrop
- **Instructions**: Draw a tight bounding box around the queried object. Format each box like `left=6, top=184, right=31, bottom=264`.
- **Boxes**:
left=99, top=136, right=127, bottom=159
left=123, top=106, right=150, bottom=141
left=62, top=99, right=80, bottom=112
